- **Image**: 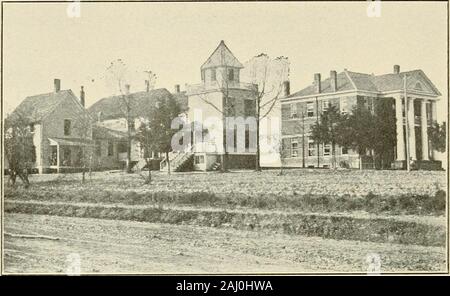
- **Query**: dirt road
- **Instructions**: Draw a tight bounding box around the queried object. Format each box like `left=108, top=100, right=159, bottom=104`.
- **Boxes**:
left=3, top=213, right=446, bottom=274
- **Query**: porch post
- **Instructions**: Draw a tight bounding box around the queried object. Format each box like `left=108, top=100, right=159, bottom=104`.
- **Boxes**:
left=395, top=95, right=405, bottom=161
left=407, top=97, right=416, bottom=160
left=420, top=99, right=429, bottom=160
left=56, top=144, right=60, bottom=173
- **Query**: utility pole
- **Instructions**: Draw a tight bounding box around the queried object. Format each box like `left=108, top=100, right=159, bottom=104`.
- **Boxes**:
left=301, top=110, right=306, bottom=168
left=404, top=75, right=411, bottom=172
left=316, top=96, right=320, bottom=168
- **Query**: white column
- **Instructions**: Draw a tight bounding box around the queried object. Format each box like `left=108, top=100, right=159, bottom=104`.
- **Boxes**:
left=430, top=100, right=437, bottom=159
left=421, top=99, right=429, bottom=160
left=395, top=95, right=405, bottom=161
left=407, top=97, right=416, bottom=160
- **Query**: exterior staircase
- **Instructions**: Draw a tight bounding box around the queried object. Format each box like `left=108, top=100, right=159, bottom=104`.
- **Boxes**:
left=209, top=162, right=221, bottom=171
left=160, top=146, right=195, bottom=172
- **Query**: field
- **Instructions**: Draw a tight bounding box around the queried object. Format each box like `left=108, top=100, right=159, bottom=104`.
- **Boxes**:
left=3, top=169, right=448, bottom=273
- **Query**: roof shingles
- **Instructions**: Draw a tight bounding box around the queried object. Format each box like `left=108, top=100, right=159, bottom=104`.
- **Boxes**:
left=287, top=69, right=440, bottom=99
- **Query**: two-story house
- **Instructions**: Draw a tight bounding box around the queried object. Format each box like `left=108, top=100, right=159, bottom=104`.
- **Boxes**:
left=281, top=66, right=441, bottom=169
left=8, top=79, right=95, bottom=173
left=88, top=85, right=188, bottom=171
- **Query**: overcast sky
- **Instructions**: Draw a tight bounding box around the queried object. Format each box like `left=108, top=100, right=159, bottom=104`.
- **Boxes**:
left=3, top=1, right=448, bottom=122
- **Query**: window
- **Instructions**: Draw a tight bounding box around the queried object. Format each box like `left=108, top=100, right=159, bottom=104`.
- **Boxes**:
left=211, top=69, right=216, bottom=81
left=306, top=102, right=314, bottom=117
left=323, top=143, right=331, bottom=156
left=51, top=146, right=58, bottom=165
left=308, top=140, right=316, bottom=156
left=245, top=127, right=250, bottom=151
left=107, top=141, right=114, bottom=156
left=129, top=120, right=135, bottom=131
left=29, top=123, right=35, bottom=132
left=290, top=103, right=298, bottom=118
left=95, top=141, right=101, bottom=156
left=64, top=119, right=71, bottom=136
left=226, top=97, right=236, bottom=116
left=291, top=141, right=299, bottom=157
left=63, top=148, right=71, bottom=166
left=31, top=145, right=36, bottom=162
left=117, top=142, right=127, bottom=153
left=322, top=100, right=330, bottom=112
left=228, top=69, right=234, bottom=81
left=195, top=155, right=205, bottom=164
left=340, top=98, right=348, bottom=114
left=342, top=146, right=348, bottom=155
left=244, top=99, right=255, bottom=117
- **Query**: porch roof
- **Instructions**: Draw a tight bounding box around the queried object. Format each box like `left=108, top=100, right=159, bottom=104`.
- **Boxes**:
left=48, top=137, right=95, bottom=147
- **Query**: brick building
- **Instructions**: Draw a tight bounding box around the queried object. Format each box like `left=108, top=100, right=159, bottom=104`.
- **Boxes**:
left=281, top=66, right=441, bottom=169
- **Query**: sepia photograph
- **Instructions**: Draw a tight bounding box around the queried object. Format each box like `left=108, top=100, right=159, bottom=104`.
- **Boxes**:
left=1, top=0, right=448, bottom=278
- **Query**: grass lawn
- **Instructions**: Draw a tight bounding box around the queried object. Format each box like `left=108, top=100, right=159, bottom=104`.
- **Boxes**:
left=5, top=169, right=447, bottom=215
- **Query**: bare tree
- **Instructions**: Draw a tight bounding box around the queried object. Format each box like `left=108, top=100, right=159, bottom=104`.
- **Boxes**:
left=242, top=54, right=290, bottom=171
left=105, top=60, right=157, bottom=173
left=73, top=111, right=94, bottom=184
left=4, top=111, right=35, bottom=188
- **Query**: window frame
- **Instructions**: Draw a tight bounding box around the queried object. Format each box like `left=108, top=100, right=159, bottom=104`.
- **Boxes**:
left=228, top=68, right=234, bottom=81
left=323, top=143, right=331, bottom=156
left=308, top=140, right=316, bottom=156
left=290, top=103, right=298, bottom=118
left=322, top=100, right=330, bottom=112
left=291, top=141, right=299, bottom=158
left=306, top=102, right=315, bottom=117
left=107, top=141, right=114, bottom=156
left=64, top=119, right=71, bottom=136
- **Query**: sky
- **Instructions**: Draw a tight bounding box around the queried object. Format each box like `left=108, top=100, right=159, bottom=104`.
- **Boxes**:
left=2, top=1, right=448, bottom=122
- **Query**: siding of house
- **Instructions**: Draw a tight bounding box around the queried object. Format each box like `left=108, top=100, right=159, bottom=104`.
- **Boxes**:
left=40, top=95, right=92, bottom=171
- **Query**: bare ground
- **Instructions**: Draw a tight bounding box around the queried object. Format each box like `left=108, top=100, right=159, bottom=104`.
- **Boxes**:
left=3, top=213, right=447, bottom=274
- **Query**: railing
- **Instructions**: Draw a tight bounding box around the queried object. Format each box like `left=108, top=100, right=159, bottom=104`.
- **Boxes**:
left=160, top=145, right=195, bottom=171
left=186, top=82, right=257, bottom=95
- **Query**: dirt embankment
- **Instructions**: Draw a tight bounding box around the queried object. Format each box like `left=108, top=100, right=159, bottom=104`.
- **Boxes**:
left=5, top=200, right=446, bottom=247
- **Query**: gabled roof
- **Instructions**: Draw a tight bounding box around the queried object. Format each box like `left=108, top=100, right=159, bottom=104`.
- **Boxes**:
left=9, top=90, right=81, bottom=123
left=200, top=40, right=244, bottom=70
left=287, top=69, right=441, bottom=99
left=92, top=125, right=127, bottom=140
left=288, top=72, right=355, bottom=97
left=88, top=88, right=188, bottom=121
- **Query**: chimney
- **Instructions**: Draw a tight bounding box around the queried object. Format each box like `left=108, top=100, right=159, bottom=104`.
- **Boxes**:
left=314, top=73, right=321, bottom=94
left=54, top=79, right=61, bottom=92
left=174, top=84, right=181, bottom=93
left=330, top=70, right=337, bottom=92
left=282, top=81, right=290, bottom=97
left=145, top=80, right=150, bottom=92
left=80, top=86, right=85, bottom=107
left=394, top=65, right=400, bottom=74
left=125, top=84, right=130, bottom=95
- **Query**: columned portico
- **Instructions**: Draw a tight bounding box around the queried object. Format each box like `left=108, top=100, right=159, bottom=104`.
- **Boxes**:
left=395, top=95, right=405, bottom=161
left=420, top=99, right=429, bottom=160
left=430, top=100, right=437, bottom=160
left=407, top=97, right=416, bottom=160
